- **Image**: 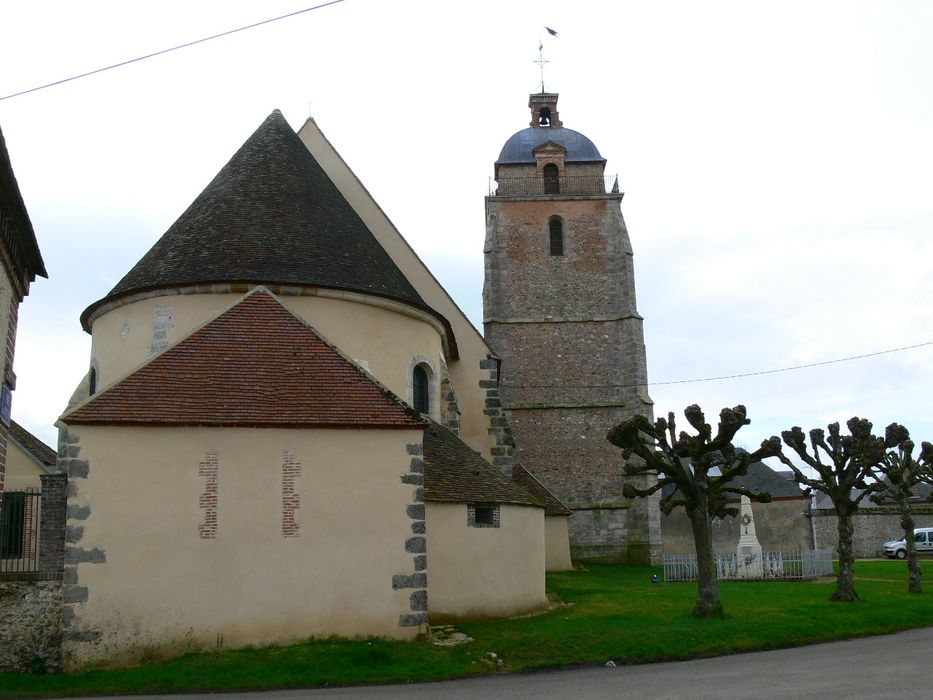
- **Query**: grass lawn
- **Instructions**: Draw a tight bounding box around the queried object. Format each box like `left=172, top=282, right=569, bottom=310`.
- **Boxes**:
left=3, top=560, right=933, bottom=697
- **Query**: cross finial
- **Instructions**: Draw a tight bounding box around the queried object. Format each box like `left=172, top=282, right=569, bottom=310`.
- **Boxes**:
left=534, top=41, right=549, bottom=93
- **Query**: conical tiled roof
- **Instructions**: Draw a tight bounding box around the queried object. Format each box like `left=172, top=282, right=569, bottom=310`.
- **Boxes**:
left=64, top=290, right=427, bottom=429
left=82, top=110, right=425, bottom=328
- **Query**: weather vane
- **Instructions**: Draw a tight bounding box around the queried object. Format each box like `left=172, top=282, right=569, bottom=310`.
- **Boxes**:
left=535, top=27, right=559, bottom=93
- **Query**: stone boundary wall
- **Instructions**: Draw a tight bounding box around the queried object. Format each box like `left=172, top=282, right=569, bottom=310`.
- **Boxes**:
left=812, top=505, right=933, bottom=558
left=0, top=581, right=63, bottom=672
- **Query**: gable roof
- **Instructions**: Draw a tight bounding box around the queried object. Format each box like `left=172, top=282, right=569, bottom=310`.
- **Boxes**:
left=81, top=110, right=427, bottom=330
left=9, top=420, right=57, bottom=470
left=661, top=456, right=808, bottom=503
left=423, top=421, right=541, bottom=508
left=731, top=460, right=808, bottom=500
left=512, top=464, right=572, bottom=516
left=0, top=125, right=47, bottom=286
left=64, top=290, right=427, bottom=430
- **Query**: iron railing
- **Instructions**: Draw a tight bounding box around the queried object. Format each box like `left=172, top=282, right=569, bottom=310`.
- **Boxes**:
left=0, top=489, right=41, bottom=578
left=663, top=549, right=834, bottom=583
left=489, top=174, right=620, bottom=197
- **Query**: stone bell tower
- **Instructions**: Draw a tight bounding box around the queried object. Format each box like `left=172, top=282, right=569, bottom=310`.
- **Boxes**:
left=483, top=92, right=660, bottom=564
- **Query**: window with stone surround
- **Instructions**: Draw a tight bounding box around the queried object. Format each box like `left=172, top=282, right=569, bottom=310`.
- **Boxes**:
left=549, top=217, right=564, bottom=256
left=468, top=503, right=500, bottom=528
left=412, top=363, right=430, bottom=414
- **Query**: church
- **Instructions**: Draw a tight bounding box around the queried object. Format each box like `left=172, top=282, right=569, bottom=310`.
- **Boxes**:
left=56, top=92, right=655, bottom=667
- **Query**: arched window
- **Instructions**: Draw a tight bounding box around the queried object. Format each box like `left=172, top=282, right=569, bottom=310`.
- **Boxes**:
left=538, top=106, right=551, bottom=126
left=543, top=163, right=560, bottom=194
left=88, top=366, right=97, bottom=396
left=412, top=364, right=429, bottom=414
left=549, top=217, right=564, bottom=256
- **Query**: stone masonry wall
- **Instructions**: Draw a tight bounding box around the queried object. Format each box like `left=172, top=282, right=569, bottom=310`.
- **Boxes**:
left=662, top=498, right=812, bottom=555
left=813, top=505, right=933, bottom=558
left=483, top=188, right=659, bottom=564
left=0, top=581, right=63, bottom=672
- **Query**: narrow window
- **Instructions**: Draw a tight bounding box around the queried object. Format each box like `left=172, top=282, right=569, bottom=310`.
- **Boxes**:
left=549, top=217, right=564, bottom=256
left=88, top=366, right=97, bottom=396
left=543, top=163, right=560, bottom=194
left=412, top=364, right=429, bottom=414
left=538, top=106, right=551, bottom=126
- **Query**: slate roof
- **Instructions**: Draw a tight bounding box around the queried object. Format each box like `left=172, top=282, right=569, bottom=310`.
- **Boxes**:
left=497, top=127, right=605, bottom=165
left=730, top=460, right=809, bottom=500
left=661, top=457, right=808, bottom=502
left=82, top=110, right=426, bottom=329
left=9, top=420, right=57, bottom=469
left=64, top=290, right=427, bottom=430
left=423, top=421, right=542, bottom=507
left=0, top=125, right=47, bottom=283
left=512, top=464, right=572, bottom=516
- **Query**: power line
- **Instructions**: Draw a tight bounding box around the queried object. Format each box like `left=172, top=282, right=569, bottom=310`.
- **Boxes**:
left=512, top=340, right=933, bottom=389
left=0, top=0, right=347, bottom=102
left=645, top=340, right=933, bottom=387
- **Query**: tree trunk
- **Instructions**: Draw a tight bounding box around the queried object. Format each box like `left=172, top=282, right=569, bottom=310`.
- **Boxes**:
left=899, top=495, right=921, bottom=594
left=687, top=503, right=723, bottom=617
left=832, top=509, right=859, bottom=602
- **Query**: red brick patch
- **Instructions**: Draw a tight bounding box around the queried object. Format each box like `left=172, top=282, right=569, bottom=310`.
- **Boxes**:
left=282, top=450, right=301, bottom=538
left=198, top=452, right=218, bottom=539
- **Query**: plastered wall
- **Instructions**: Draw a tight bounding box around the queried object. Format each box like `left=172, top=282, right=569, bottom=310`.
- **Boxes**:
left=60, top=425, right=424, bottom=668
left=425, top=502, right=547, bottom=620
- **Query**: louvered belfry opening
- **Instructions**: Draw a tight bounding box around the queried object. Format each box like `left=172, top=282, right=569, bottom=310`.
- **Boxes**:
left=543, top=163, right=560, bottom=194
left=549, top=217, right=564, bottom=256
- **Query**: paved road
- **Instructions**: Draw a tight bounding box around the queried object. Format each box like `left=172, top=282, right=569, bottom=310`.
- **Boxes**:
left=89, top=627, right=929, bottom=700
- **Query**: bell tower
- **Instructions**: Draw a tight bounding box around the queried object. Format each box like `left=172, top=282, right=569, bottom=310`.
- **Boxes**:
left=483, top=92, right=660, bottom=564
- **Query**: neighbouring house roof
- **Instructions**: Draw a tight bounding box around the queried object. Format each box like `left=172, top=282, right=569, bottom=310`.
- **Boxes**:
left=9, top=420, right=57, bottom=471
left=81, top=110, right=430, bottom=330
left=512, top=464, right=572, bottom=516
left=64, top=290, right=427, bottom=430
left=730, top=460, right=809, bottom=500
left=661, top=456, right=808, bottom=503
left=0, top=125, right=47, bottom=285
left=423, top=421, right=542, bottom=508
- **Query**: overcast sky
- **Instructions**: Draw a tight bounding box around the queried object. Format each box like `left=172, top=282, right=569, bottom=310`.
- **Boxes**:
left=1, top=0, right=931, bottom=458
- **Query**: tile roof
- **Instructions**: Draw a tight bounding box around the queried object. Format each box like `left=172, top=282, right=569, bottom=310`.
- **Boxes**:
left=9, top=420, right=57, bottom=468
left=512, top=464, right=572, bottom=516
left=423, top=421, right=541, bottom=507
left=64, top=290, right=427, bottom=430
left=82, top=110, right=425, bottom=329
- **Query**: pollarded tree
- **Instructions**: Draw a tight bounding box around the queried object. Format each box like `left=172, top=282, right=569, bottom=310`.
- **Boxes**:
left=607, top=404, right=781, bottom=618
left=871, top=426, right=933, bottom=593
left=773, top=417, right=886, bottom=602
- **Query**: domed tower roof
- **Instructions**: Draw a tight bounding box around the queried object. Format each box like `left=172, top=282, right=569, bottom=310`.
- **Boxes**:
left=495, top=92, right=605, bottom=166
left=82, top=110, right=428, bottom=330
left=496, top=127, right=605, bottom=165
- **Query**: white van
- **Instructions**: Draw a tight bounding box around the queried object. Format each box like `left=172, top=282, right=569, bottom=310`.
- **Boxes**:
left=881, top=527, right=933, bottom=559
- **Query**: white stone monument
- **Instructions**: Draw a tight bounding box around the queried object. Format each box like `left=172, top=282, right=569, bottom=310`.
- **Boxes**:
left=736, top=495, right=763, bottom=578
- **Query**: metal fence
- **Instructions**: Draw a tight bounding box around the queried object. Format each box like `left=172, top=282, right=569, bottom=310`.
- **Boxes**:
left=0, top=489, right=41, bottom=578
left=489, top=174, right=619, bottom=197
left=663, top=549, right=834, bottom=583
